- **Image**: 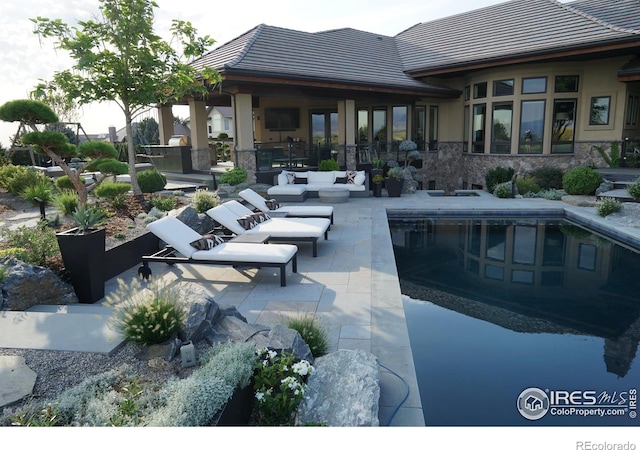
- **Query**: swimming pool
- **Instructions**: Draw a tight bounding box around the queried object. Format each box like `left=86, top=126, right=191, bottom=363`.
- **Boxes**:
left=390, top=216, right=640, bottom=426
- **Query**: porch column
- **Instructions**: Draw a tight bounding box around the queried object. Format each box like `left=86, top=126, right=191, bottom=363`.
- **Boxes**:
left=188, top=98, right=211, bottom=171
left=157, top=105, right=174, bottom=145
left=233, top=93, right=257, bottom=183
left=340, top=99, right=357, bottom=170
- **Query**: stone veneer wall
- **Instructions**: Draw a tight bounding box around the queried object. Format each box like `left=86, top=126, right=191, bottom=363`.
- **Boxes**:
left=235, top=148, right=258, bottom=184
left=418, top=141, right=611, bottom=194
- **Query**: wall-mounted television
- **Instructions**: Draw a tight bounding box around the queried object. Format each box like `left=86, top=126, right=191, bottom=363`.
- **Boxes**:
left=264, top=107, right=300, bottom=131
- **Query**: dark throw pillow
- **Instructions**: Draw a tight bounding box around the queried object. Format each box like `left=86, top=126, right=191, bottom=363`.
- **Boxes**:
left=251, top=212, right=271, bottom=223
left=335, top=176, right=347, bottom=184
left=237, top=214, right=258, bottom=230
left=265, top=199, right=280, bottom=210
left=294, top=175, right=308, bottom=184
left=189, top=234, right=225, bottom=250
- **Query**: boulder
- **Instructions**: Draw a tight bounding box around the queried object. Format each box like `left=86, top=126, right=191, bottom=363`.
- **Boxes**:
left=0, top=356, right=37, bottom=408
left=296, top=349, right=380, bottom=426
left=0, top=258, right=78, bottom=311
left=250, top=324, right=314, bottom=364
left=172, top=206, right=217, bottom=235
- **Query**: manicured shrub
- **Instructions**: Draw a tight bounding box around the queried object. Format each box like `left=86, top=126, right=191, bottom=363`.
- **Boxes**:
left=530, top=166, right=564, bottom=190
left=318, top=159, right=340, bottom=172
left=94, top=180, right=131, bottom=199
left=149, top=195, right=177, bottom=212
left=515, top=176, right=540, bottom=196
left=218, top=167, right=247, bottom=185
left=597, top=198, right=622, bottom=217
left=3, top=165, right=48, bottom=195
left=485, top=166, right=514, bottom=193
left=562, top=166, right=603, bottom=195
left=283, top=314, right=330, bottom=357
left=493, top=181, right=513, bottom=198
left=55, top=175, right=86, bottom=191
left=627, top=179, right=640, bottom=199
left=192, top=188, right=219, bottom=213
left=136, top=169, right=166, bottom=193
left=0, top=223, right=60, bottom=267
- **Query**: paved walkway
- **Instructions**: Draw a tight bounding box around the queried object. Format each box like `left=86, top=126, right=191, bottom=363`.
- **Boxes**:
left=2, top=190, right=640, bottom=426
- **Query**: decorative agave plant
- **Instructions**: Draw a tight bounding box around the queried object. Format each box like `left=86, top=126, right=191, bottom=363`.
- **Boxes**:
left=70, top=204, right=107, bottom=233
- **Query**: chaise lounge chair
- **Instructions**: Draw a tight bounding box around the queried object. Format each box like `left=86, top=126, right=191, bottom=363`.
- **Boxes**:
left=238, top=188, right=334, bottom=224
left=206, top=200, right=330, bottom=257
left=139, top=215, right=298, bottom=286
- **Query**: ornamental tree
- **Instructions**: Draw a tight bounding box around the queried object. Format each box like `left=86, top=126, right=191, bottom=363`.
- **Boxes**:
left=31, top=0, right=220, bottom=197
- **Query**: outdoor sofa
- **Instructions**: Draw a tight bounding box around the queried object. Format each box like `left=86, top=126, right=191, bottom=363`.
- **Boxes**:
left=266, top=170, right=370, bottom=202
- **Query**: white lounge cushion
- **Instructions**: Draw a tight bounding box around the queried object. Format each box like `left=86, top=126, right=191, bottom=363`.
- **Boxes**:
left=146, top=216, right=204, bottom=258
left=246, top=217, right=330, bottom=238
left=207, top=204, right=247, bottom=235
left=307, top=171, right=335, bottom=184
left=192, top=242, right=297, bottom=264
left=221, top=200, right=255, bottom=217
left=239, top=188, right=333, bottom=219
left=267, top=184, right=307, bottom=196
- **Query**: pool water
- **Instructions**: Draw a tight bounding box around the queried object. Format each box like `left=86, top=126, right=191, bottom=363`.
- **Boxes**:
left=390, top=217, right=640, bottom=426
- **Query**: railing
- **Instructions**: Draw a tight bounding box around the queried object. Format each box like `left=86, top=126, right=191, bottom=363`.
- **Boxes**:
left=255, top=142, right=348, bottom=172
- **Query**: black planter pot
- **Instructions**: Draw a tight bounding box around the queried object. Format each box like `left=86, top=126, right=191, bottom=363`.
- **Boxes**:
left=103, top=232, right=159, bottom=281
left=215, top=384, right=254, bottom=426
left=373, top=183, right=382, bottom=197
left=56, top=227, right=106, bottom=303
left=385, top=178, right=403, bottom=197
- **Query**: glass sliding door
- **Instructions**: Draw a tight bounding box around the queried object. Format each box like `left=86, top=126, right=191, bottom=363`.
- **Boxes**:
left=311, top=110, right=338, bottom=165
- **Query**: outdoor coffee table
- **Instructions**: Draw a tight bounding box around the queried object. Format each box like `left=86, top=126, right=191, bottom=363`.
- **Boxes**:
left=318, top=187, right=349, bottom=203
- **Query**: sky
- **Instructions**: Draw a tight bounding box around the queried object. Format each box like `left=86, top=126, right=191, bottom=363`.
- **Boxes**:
left=0, top=0, right=519, bottom=148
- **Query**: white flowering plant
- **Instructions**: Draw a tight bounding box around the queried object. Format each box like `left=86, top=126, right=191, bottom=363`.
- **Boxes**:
left=252, top=348, right=314, bottom=425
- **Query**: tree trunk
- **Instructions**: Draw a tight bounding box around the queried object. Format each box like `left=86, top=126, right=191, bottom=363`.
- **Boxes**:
left=124, top=103, right=143, bottom=197
left=43, top=149, right=88, bottom=206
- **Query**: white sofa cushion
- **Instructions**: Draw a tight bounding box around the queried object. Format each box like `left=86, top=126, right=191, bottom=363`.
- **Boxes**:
left=267, top=184, right=307, bottom=195
left=308, top=171, right=335, bottom=184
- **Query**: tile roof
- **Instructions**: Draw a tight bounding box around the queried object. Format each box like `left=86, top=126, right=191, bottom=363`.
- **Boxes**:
left=191, top=24, right=455, bottom=95
left=394, top=0, right=640, bottom=74
left=566, top=0, right=640, bottom=31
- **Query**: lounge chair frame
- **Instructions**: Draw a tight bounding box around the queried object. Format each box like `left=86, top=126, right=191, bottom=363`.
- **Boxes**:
left=139, top=245, right=297, bottom=287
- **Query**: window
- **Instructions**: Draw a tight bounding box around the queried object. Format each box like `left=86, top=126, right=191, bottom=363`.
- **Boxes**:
left=474, top=82, right=487, bottom=99
left=578, top=244, right=597, bottom=270
left=491, top=103, right=512, bottom=154
left=522, top=77, right=547, bottom=94
left=513, top=225, right=537, bottom=265
left=493, top=79, right=514, bottom=96
left=552, top=99, right=577, bottom=153
left=357, top=109, right=369, bottom=144
left=392, top=106, right=408, bottom=142
left=625, top=95, right=639, bottom=127
left=429, top=106, right=438, bottom=151
left=414, top=106, right=426, bottom=151
left=472, top=104, right=486, bottom=153
left=372, top=108, right=387, bottom=151
left=554, top=75, right=579, bottom=93
left=589, top=96, right=611, bottom=125
left=465, top=85, right=471, bottom=101
left=519, top=100, right=545, bottom=154
left=223, top=119, right=231, bottom=131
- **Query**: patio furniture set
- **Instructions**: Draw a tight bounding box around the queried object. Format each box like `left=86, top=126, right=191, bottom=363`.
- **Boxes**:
left=139, top=188, right=336, bottom=287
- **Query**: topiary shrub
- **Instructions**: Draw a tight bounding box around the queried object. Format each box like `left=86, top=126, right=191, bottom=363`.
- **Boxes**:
left=94, top=180, right=131, bottom=199
left=530, top=166, right=564, bottom=190
left=3, top=165, right=48, bottom=195
left=318, top=159, right=340, bottom=171
left=627, top=179, right=640, bottom=199
left=136, top=169, right=166, bottom=193
left=218, top=167, right=247, bottom=186
left=562, top=166, right=603, bottom=195
left=485, top=166, right=514, bottom=193
left=56, top=175, right=86, bottom=191
left=597, top=198, right=622, bottom=217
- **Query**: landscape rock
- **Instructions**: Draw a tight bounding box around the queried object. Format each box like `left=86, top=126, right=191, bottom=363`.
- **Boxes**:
left=173, top=205, right=217, bottom=235
left=250, top=324, right=314, bottom=364
left=296, top=349, right=380, bottom=426
left=0, top=257, right=78, bottom=311
left=0, top=356, right=37, bottom=408
left=596, top=180, right=614, bottom=195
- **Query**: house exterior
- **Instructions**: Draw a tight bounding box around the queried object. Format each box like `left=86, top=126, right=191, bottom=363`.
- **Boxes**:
left=160, top=0, right=640, bottom=192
